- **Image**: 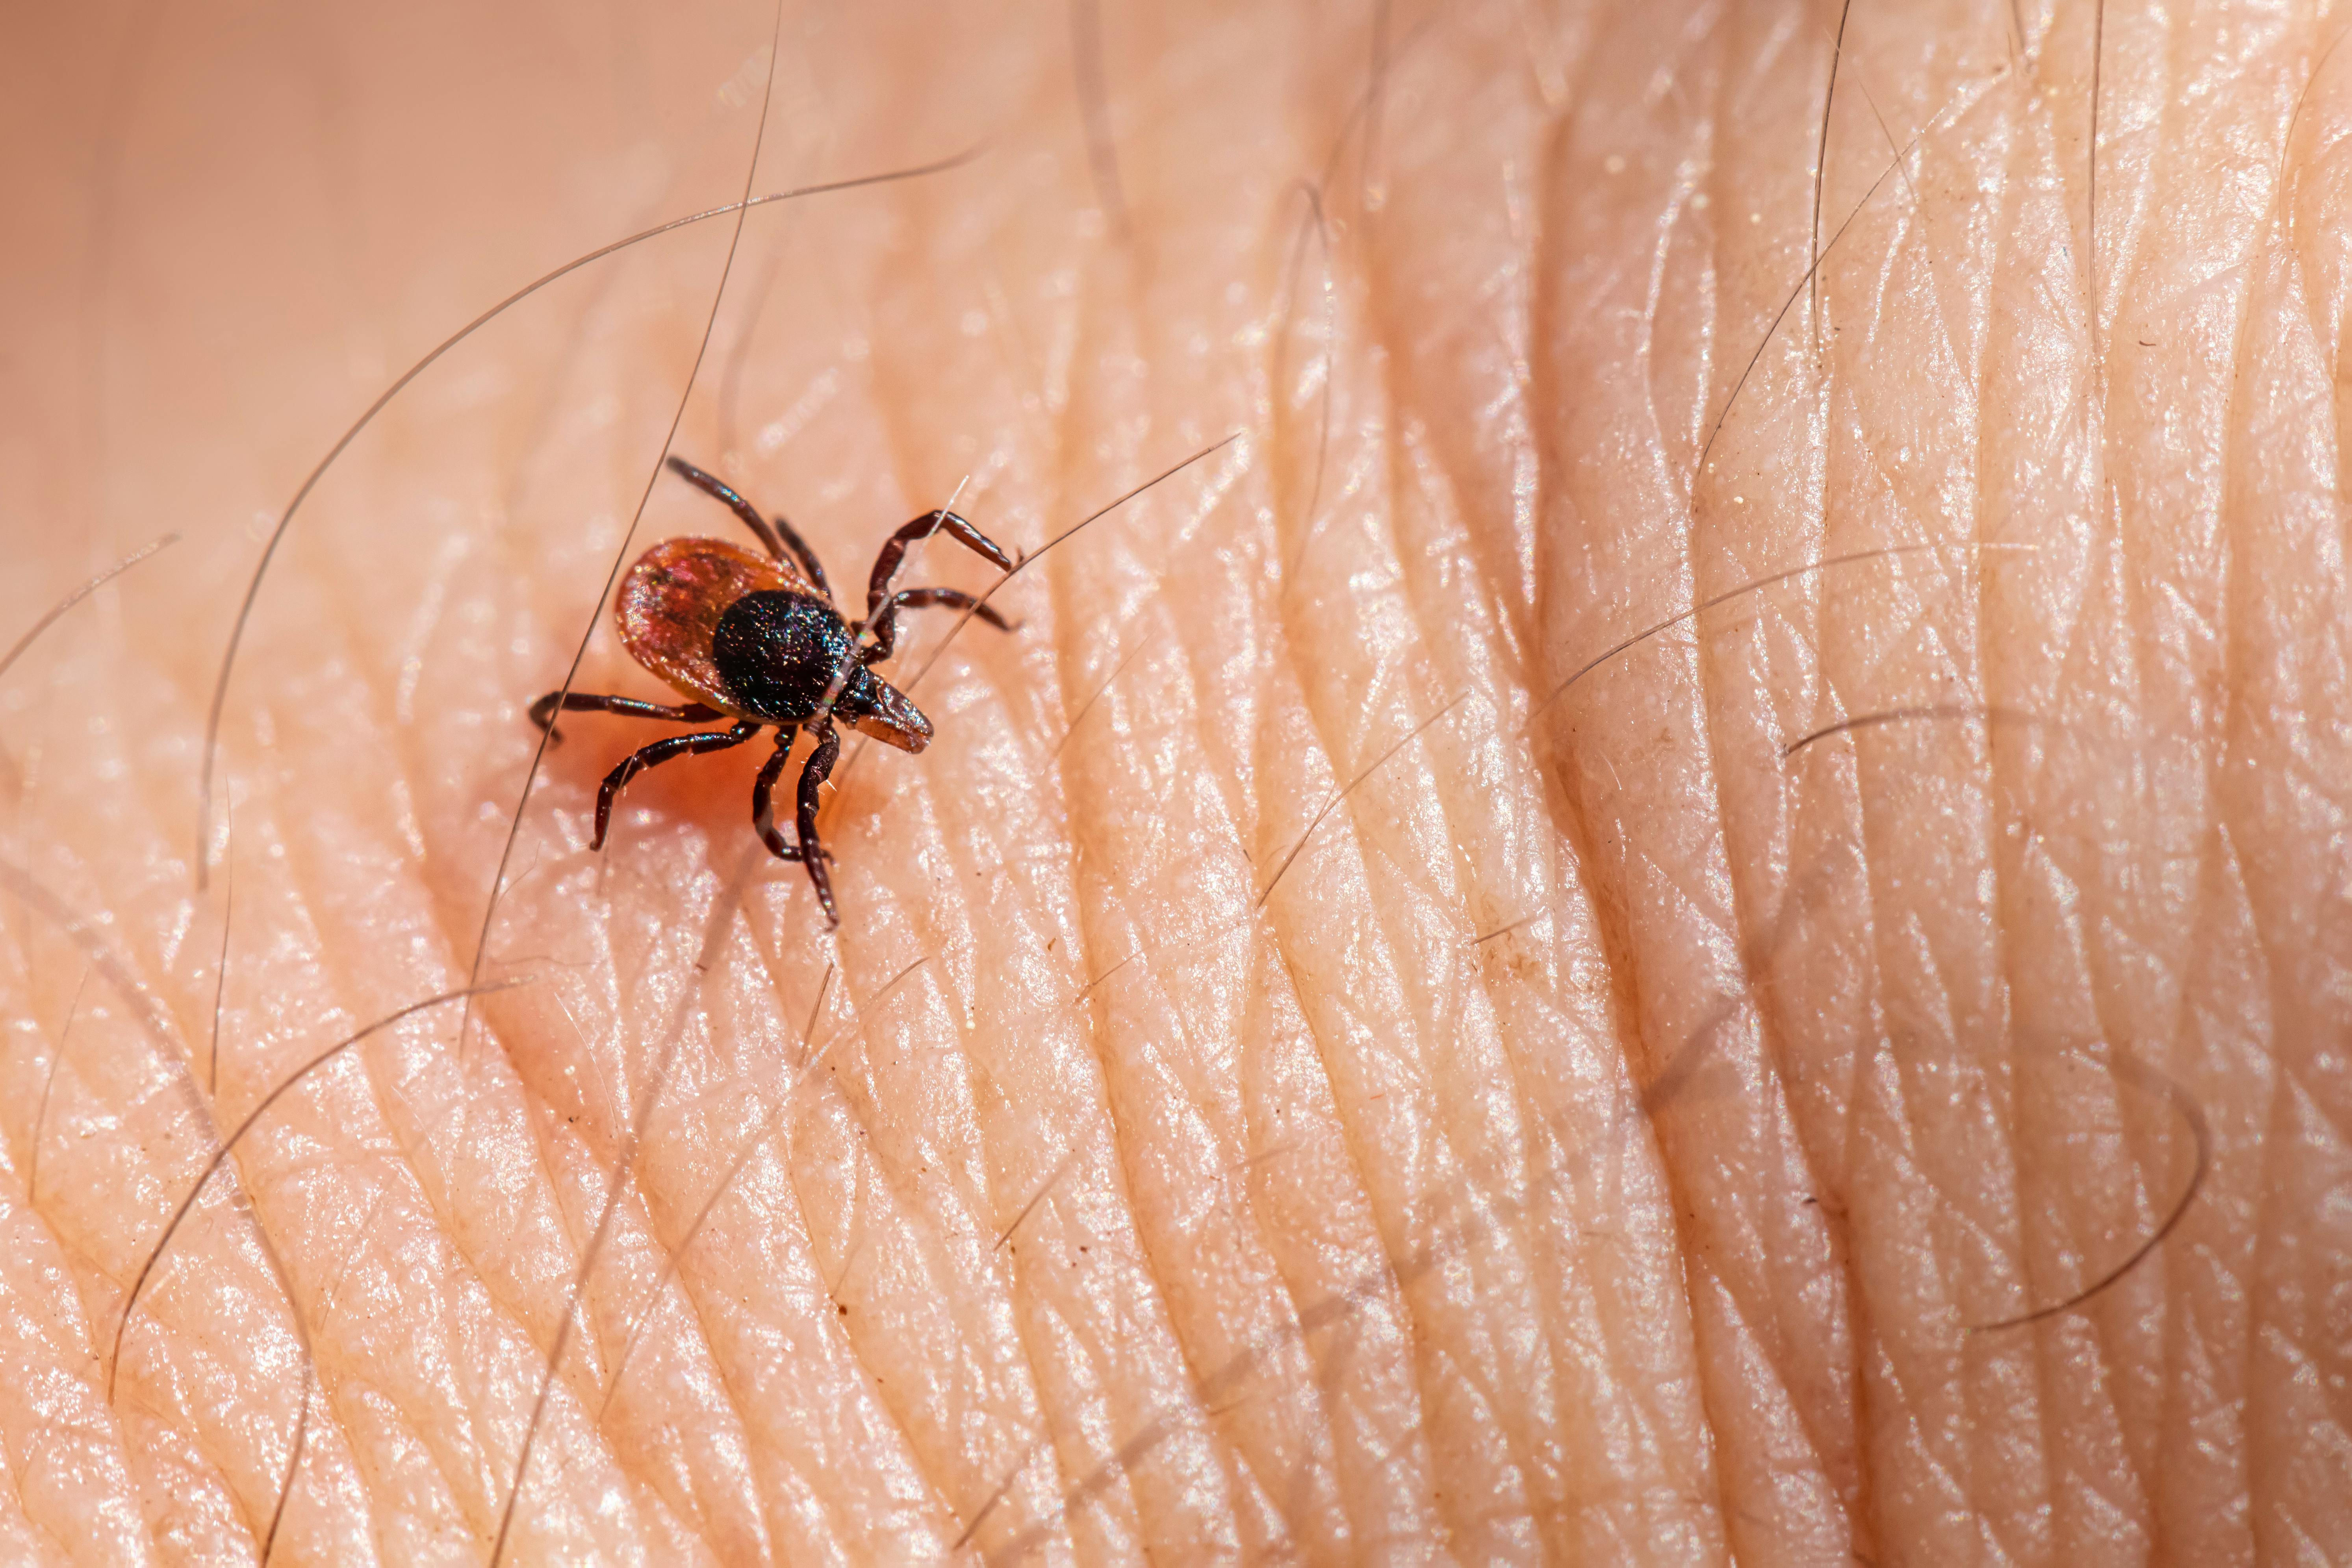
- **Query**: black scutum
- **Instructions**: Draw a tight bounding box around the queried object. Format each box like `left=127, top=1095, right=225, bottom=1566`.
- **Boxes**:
left=711, top=591, right=864, bottom=723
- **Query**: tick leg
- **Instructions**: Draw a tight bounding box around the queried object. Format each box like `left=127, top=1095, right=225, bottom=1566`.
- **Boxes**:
left=795, top=719, right=842, bottom=928
left=750, top=729, right=832, bottom=863
left=859, top=587, right=1015, bottom=664
left=531, top=689, right=722, bottom=741
left=592, top=721, right=761, bottom=850
left=863, top=511, right=1017, bottom=628
left=666, top=456, right=833, bottom=601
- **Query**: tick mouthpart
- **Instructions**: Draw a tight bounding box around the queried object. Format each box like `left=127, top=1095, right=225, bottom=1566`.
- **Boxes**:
left=844, top=677, right=933, bottom=753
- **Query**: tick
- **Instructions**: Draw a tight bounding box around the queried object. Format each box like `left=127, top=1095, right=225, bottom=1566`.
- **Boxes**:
left=531, top=456, right=1017, bottom=927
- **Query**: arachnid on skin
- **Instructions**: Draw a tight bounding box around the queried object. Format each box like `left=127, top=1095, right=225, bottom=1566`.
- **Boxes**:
left=531, top=456, right=1017, bottom=927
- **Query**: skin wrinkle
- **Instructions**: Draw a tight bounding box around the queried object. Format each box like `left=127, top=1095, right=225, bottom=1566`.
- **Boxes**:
left=1261, top=244, right=1508, bottom=1568
left=384, top=949, right=631, bottom=1482
left=11, top=0, right=2352, bottom=1561
left=765, top=959, right=995, bottom=1549
left=1553, top=39, right=1785, bottom=1533
left=1536, top=46, right=1742, bottom=1555
left=987, top=1008, right=1643, bottom=1564
left=1247, top=696, right=1439, bottom=1557
left=1014, top=172, right=1313, bottom=1548
left=2004, top=0, right=2220, bottom=1542
left=112, top=982, right=521, bottom=1412
left=1082, top=616, right=1392, bottom=1561
left=1838, top=23, right=2064, bottom=1559
left=1278, top=949, right=1459, bottom=1546
left=550, top=974, right=771, bottom=1553
left=1688, top=28, right=1864, bottom=1552
left=804, top=738, right=1124, bottom=1542
left=12, top=851, right=361, bottom=1556
left=907, top=752, right=1159, bottom=1547
left=347, top=877, right=654, bottom=1547
left=2181, top=19, right=2317, bottom=1557
left=2243, top=28, right=2352, bottom=1553
left=595, top=961, right=842, bottom=1426
left=1063, top=912, right=1279, bottom=1542
left=1319, top=243, right=1604, bottom=1522
left=1942, top=91, right=2031, bottom=1555
left=1590, top=6, right=1957, bottom=1561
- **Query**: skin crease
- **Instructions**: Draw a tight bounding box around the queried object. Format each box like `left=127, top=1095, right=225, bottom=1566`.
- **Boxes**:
left=3, top=0, right=2351, bottom=1560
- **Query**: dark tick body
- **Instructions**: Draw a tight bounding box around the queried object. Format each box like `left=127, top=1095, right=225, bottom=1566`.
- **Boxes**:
left=531, top=456, right=1015, bottom=927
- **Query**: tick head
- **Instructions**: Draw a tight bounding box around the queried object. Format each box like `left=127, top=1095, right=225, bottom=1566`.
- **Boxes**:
left=842, top=671, right=933, bottom=753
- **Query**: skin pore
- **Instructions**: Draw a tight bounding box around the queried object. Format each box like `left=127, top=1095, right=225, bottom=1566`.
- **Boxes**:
left=4, top=0, right=2349, bottom=1560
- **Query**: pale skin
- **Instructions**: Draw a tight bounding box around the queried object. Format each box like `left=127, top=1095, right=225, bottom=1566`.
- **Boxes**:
left=2, top=0, right=2347, bottom=1561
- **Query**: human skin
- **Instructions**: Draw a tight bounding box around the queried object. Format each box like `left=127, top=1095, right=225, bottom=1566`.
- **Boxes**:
left=4, top=0, right=2349, bottom=1561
